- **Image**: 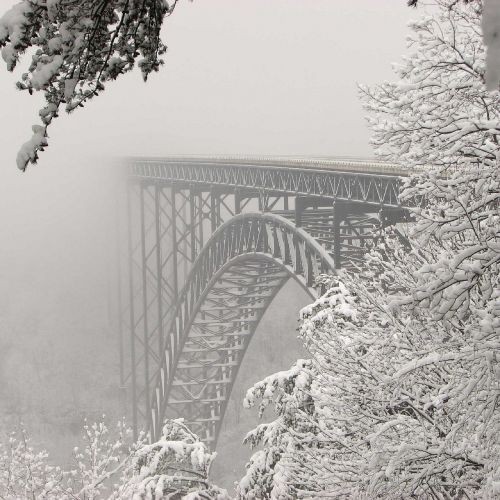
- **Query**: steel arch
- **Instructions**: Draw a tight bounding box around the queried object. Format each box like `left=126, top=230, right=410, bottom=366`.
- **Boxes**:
left=148, top=212, right=336, bottom=447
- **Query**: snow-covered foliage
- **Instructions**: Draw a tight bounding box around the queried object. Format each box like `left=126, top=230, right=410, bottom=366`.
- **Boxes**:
left=360, top=0, right=500, bottom=349
left=0, top=428, right=66, bottom=498
left=239, top=241, right=499, bottom=497
left=67, top=418, right=140, bottom=499
left=357, top=4, right=500, bottom=492
left=362, top=1, right=498, bottom=170
left=238, top=1, right=500, bottom=497
left=0, top=0, right=178, bottom=170
left=301, top=264, right=499, bottom=497
left=0, top=419, right=140, bottom=499
left=409, top=0, right=500, bottom=89
left=236, top=360, right=318, bottom=499
left=359, top=0, right=500, bottom=341
left=0, top=418, right=227, bottom=499
left=116, top=419, right=229, bottom=500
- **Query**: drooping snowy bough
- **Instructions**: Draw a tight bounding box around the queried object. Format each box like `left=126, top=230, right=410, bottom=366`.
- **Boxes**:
left=0, top=0, right=177, bottom=171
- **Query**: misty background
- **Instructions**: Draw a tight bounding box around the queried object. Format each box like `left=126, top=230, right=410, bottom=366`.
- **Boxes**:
left=0, top=0, right=411, bottom=490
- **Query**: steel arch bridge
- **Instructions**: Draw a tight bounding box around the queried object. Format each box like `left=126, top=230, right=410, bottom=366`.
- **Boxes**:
left=117, top=156, right=410, bottom=448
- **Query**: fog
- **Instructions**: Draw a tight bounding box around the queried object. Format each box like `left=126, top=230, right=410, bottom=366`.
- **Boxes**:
left=0, top=0, right=411, bottom=491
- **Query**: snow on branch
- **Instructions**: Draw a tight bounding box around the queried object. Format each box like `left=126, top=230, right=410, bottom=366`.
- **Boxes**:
left=0, top=0, right=178, bottom=170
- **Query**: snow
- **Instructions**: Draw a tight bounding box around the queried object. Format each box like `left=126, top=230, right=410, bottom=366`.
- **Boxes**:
left=117, top=419, right=228, bottom=499
left=239, top=4, right=500, bottom=496
left=16, top=125, right=47, bottom=171
left=31, top=55, right=64, bottom=90
left=0, top=2, right=32, bottom=70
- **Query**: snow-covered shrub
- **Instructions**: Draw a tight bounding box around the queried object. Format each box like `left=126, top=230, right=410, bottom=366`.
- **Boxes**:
left=116, top=419, right=229, bottom=500
left=239, top=236, right=498, bottom=497
left=300, top=265, right=500, bottom=498
left=0, top=418, right=140, bottom=499
left=0, top=428, right=66, bottom=499
left=357, top=2, right=500, bottom=494
left=0, top=418, right=229, bottom=499
left=67, top=418, right=140, bottom=499
left=236, top=360, right=318, bottom=499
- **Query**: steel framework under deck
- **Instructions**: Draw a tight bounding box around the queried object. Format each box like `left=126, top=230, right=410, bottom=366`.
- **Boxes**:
left=117, top=156, right=410, bottom=448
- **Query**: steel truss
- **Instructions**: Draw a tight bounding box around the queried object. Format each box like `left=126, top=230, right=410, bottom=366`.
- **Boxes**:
left=121, top=182, right=239, bottom=435
left=129, top=157, right=405, bottom=207
left=119, top=157, right=410, bottom=446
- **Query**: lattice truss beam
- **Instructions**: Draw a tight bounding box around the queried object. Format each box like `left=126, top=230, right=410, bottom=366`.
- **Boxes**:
left=130, top=157, right=405, bottom=207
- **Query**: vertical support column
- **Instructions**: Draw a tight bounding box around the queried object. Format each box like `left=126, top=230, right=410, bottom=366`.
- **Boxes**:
left=198, top=191, right=204, bottom=249
left=115, top=186, right=127, bottom=416
left=333, top=201, right=343, bottom=270
left=126, top=182, right=138, bottom=440
left=294, top=197, right=304, bottom=274
left=139, top=185, right=151, bottom=431
left=216, top=192, right=221, bottom=226
left=295, top=196, right=303, bottom=227
left=234, top=189, right=241, bottom=215
left=171, top=186, right=179, bottom=309
left=190, top=188, right=197, bottom=262
left=210, top=188, right=219, bottom=232
left=154, top=185, right=164, bottom=357
left=181, top=192, right=189, bottom=282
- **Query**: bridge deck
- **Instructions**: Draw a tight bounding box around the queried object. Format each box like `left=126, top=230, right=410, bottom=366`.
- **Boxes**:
left=129, top=155, right=408, bottom=175
left=128, top=156, right=409, bottom=208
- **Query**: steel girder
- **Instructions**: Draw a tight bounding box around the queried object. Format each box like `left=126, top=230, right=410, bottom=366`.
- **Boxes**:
left=128, top=157, right=404, bottom=208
